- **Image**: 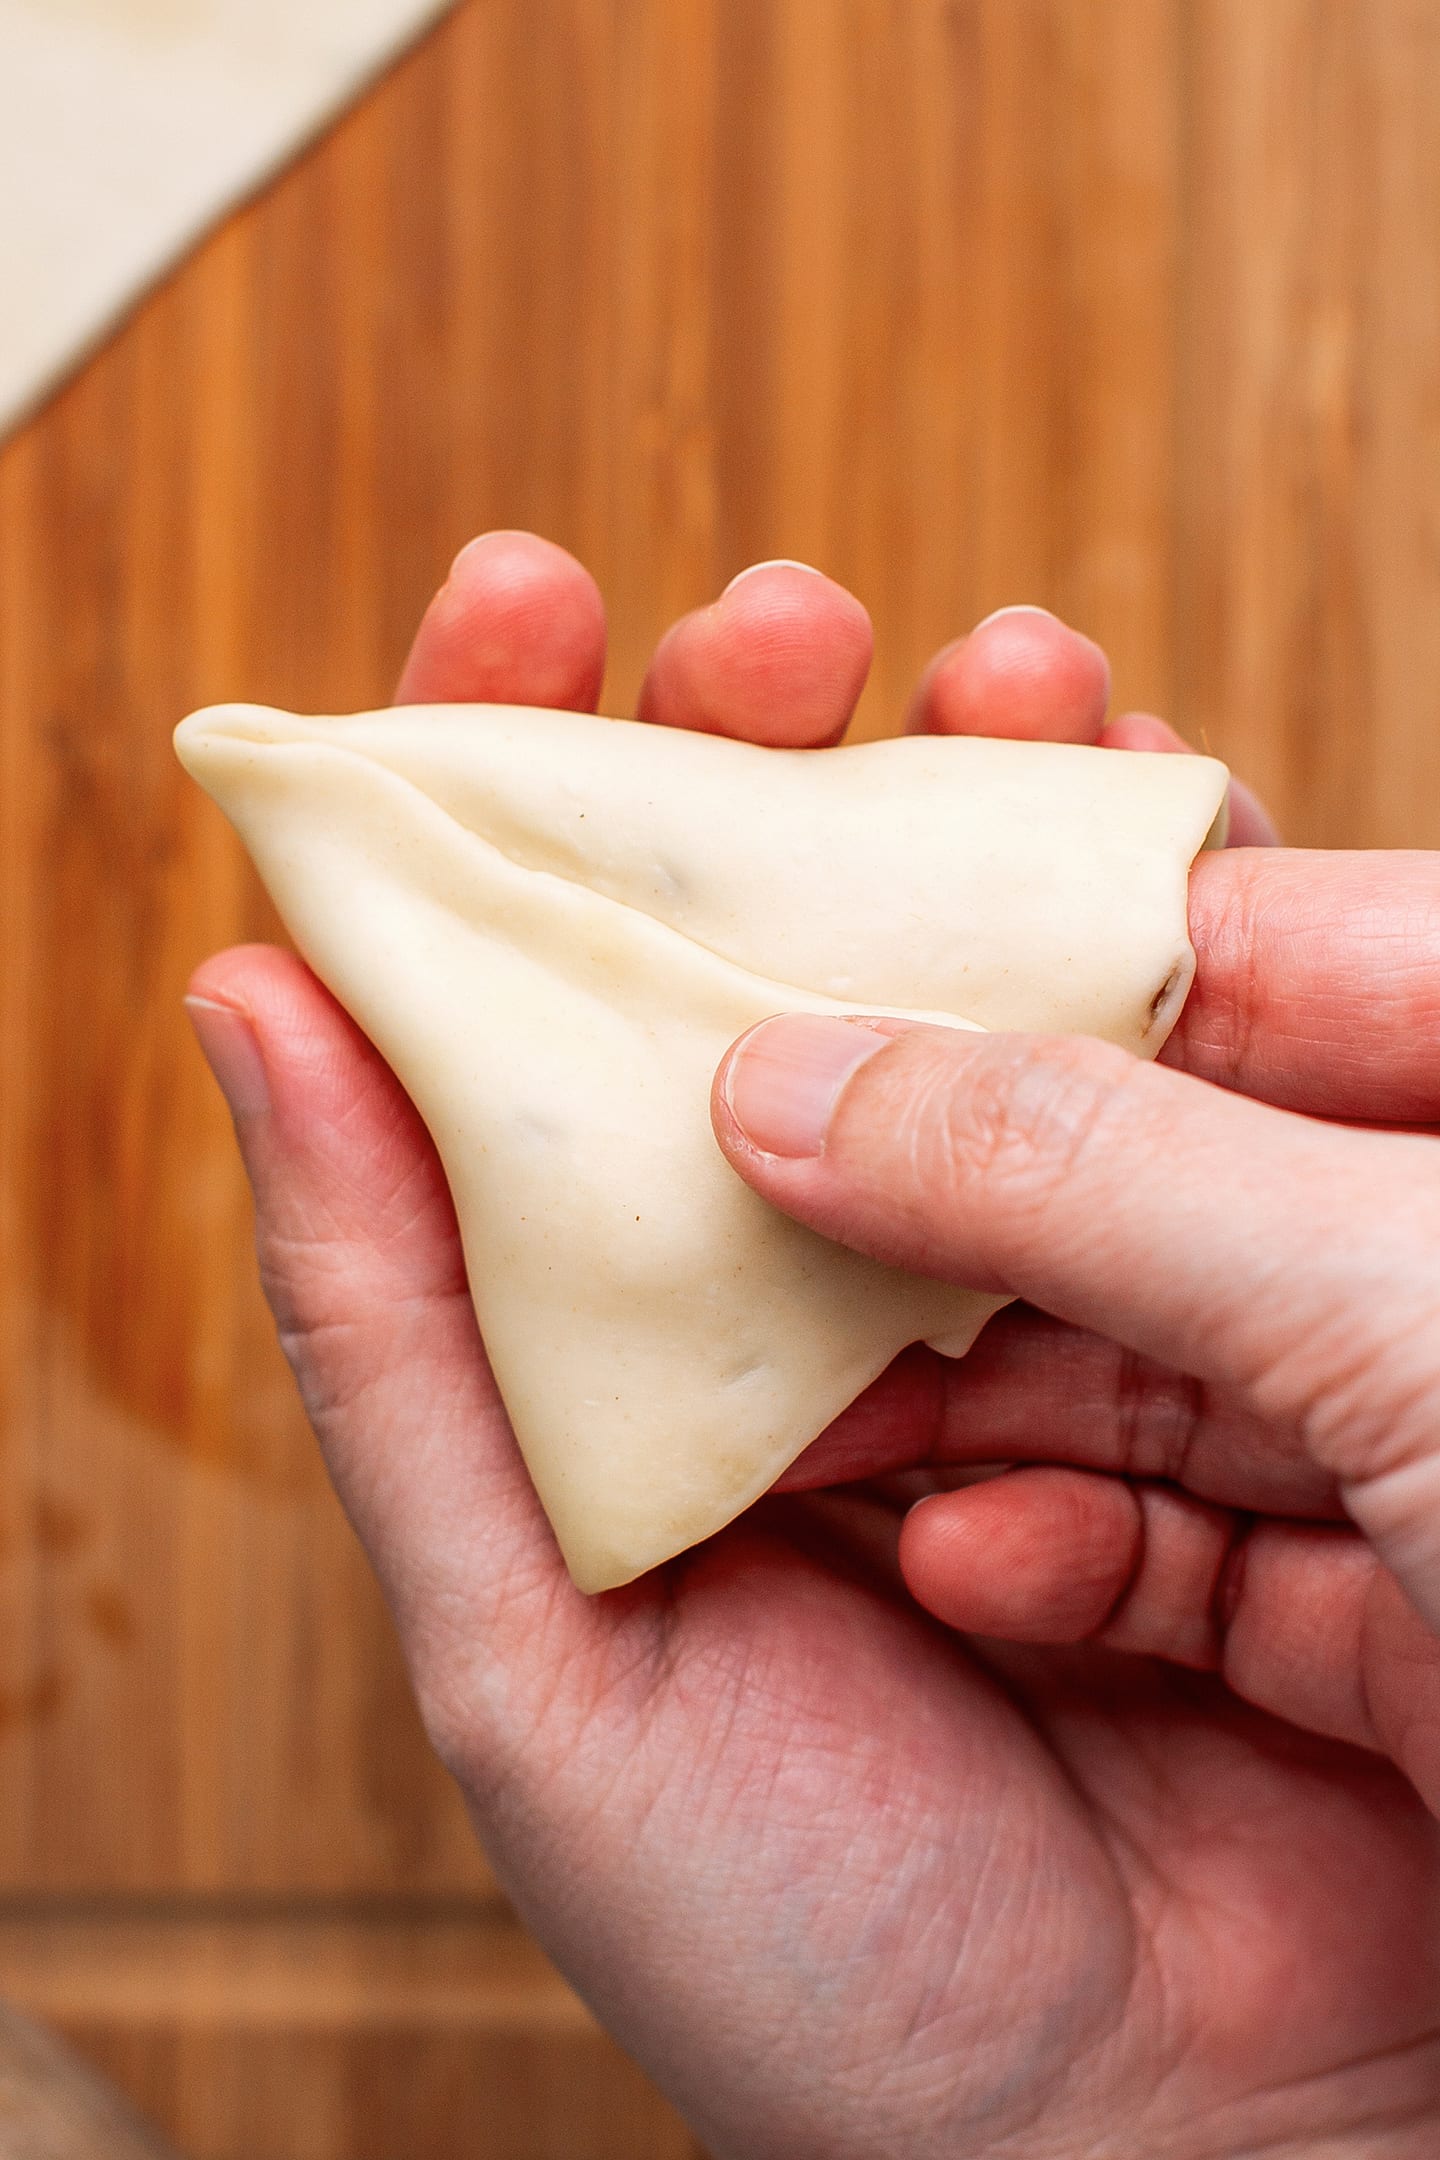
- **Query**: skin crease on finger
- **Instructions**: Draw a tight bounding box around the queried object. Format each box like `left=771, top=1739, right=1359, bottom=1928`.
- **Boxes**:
left=188, top=542, right=1440, bottom=2159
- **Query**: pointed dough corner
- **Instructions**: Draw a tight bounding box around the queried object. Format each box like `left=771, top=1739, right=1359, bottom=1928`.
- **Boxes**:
left=177, top=700, right=1228, bottom=1590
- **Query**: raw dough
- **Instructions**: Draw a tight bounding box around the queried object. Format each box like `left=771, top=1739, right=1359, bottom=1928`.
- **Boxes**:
left=175, top=702, right=1228, bottom=1591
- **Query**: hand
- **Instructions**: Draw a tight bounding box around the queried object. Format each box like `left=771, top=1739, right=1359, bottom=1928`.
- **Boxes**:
left=714, top=849, right=1440, bottom=1814
left=185, top=536, right=1440, bottom=2160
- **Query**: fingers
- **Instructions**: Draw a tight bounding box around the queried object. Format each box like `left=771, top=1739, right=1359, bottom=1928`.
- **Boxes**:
left=395, top=531, right=607, bottom=709
left=906, top=606, right=1111, bottom=742
left=398, top=547, right=1298, bottom=914
left=898, top=1469, right=1440, bottom=1810
left=636, top=577, right=1118, bottom=751
left=887, top=615, right=1433, bottom=1133
left=401, top=548, right=1129, bottom=761
left=183, top=947, right=593, bottom=1687
left=635, top=561, right=872, bottom=744
left=1098, top=711, right=1186, bottom=755
left=901, top=1467, right=1241, bottom=1667
left=714, top=1014, right=1440, bottom=1628
left=408, top=557, right=1423, bottom=1127
left=775, top=1309, right=1342, bottom=1520
left=1171, top=849, right=1440, bottom=1119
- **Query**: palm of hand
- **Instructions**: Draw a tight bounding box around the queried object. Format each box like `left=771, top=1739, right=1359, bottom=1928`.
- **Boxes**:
left=442, top=1402, right=1440, bottom=2159
left=194, top=538, right=1440, bottom=2159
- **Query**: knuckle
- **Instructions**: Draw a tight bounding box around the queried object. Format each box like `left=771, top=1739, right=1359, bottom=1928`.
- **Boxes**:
left=412, top=1664, right=486, bottom=1790
left=1168, top=850, right=1265, bottom=1085
left=1111, top=1345, right=1210, bottom=1488
left=250, top=1165, right=464, bottom=1432
left=254, top=1218, right=422, bottom=1441
left=254, top=1228, right=359, bottom=1411
left=255, top=1221, right=348, bottom=1345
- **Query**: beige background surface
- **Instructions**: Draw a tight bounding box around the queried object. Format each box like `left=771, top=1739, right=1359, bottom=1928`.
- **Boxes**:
left=0, top=0, right=456, bottom=434
left=0, top=1, right=1438, bottom=2155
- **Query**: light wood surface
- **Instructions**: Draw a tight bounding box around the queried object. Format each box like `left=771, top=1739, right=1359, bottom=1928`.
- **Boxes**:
left=1, top=1, right=1438, bottom=2154
left=0, top=1907, right=695, bottom=2160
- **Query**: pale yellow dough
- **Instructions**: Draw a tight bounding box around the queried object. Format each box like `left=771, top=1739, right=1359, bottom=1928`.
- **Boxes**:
left=175, top=703, right=1228, bottom=1592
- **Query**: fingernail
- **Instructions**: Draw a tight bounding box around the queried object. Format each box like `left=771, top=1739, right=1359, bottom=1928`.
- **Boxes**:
left=968, top=606, right=1111, bottom=703
left=722, top=558, right=825, bottom=597
left=722, top=1014, right=888, bottom=1158
left=971, top=604, right=1054, bottom=633
left=447, top=529, right=523, bottom=581
left=446, top=533, right=490, bottom=580
left=185, top=996, right=270, bottom=1119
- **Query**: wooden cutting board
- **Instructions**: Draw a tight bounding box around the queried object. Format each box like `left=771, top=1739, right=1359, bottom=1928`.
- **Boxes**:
left=0, top=2, right=1437, bottom=2154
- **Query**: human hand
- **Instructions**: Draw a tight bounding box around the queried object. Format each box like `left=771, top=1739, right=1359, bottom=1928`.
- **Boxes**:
left=186, top=536, right=1440, bottom=2160
left=715, top=837, right=1440, bottom=1814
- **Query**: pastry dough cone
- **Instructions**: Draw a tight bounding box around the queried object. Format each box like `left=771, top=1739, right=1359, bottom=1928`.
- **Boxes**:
left=175, top=703, right=1228, bottom=1591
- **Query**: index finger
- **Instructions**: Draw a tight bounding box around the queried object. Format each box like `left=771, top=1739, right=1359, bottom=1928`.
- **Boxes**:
left=1173, top=847, right=1440, bottom=1121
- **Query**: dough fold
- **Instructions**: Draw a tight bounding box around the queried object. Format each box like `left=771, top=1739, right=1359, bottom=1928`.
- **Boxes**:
left=175, top=703, right=1228, bottom=1591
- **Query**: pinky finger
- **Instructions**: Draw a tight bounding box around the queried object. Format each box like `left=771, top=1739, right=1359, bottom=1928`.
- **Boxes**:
left=1101, top=711, right=1280, bottom=846
left=899, top=1466, right=1440, bottom=1809
left=899, top=1465, right=1236, bottom=1668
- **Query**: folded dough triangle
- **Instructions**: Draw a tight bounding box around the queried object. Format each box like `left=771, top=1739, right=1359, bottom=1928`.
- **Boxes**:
left=175, top=703, right=1228, bottom=1591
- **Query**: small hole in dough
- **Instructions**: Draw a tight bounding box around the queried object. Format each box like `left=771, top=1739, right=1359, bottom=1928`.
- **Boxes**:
left=1145, top=958, right=1191, bottom=1039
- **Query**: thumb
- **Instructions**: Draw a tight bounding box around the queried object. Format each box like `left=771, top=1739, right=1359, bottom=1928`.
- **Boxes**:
left=713, top=1015, right=1440, bottom=1629
left=183, top=946, right=592, bottom=1724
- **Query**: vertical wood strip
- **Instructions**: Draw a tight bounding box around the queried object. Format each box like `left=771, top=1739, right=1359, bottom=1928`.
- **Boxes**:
left=1177, top=0, right=1440, bottom=843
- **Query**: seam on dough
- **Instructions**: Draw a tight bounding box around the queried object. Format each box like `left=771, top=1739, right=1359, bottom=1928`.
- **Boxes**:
left=235, top=734, right=992, bottom=1036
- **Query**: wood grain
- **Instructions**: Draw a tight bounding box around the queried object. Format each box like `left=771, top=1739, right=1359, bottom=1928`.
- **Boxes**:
left=1177, top=0, right=1440, bottom=843
left=1, top=0, right=1438, bottom=2153
left=0, top=1906, right=700, bottom=2160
